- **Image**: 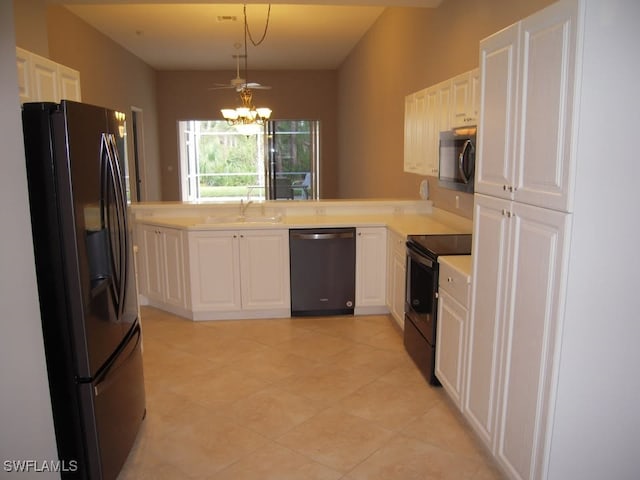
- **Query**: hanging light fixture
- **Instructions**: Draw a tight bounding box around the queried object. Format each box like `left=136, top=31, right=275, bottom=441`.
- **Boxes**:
left=221, top=4, right=272, bottom=134
left=221, top=88, right=271, bottom=134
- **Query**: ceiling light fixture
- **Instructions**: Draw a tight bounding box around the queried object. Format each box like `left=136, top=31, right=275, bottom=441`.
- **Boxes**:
left=221, top=4, right=272, bottom=135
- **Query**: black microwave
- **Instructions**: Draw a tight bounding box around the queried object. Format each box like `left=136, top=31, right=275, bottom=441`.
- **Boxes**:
left=438, top=126, right=476, bottom=193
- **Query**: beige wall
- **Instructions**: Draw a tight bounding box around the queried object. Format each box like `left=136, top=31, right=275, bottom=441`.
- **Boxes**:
left=12, top=0, right=557, bottom=209
left=13, top=2, right=162, bottom=201
left=1, top=1, right=59, bottom=471
left=338, top=0, right=555, bottom=218
left=156, top=69, right=338, bottom=200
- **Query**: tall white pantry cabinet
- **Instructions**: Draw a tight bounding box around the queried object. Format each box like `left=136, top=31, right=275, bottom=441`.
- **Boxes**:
left=467, top=1, right=640, bottom=480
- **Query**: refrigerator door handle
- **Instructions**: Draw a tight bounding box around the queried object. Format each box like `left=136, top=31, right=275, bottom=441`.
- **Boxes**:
left=93, top=323, right=142, bottom=396
left=108, top=134, right=129, bottom=317
left=99, top=133, right=128, bottom=319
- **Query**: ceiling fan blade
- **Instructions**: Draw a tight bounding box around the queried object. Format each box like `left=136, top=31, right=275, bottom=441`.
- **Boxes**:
left=235, top=82, right=271, bottom=91
left=207, top=85, right=235, bottom=90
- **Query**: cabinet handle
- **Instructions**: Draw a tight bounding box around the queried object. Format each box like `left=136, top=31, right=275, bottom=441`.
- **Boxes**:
left=447, top=276, right=453, bottom=283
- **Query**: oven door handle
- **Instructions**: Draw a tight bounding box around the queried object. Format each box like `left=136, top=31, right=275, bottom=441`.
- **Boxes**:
left=407, top=244, right=434, bottom=268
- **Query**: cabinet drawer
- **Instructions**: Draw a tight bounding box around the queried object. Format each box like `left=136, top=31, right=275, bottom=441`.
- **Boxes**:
left=439, top=261, right=470, bottom=307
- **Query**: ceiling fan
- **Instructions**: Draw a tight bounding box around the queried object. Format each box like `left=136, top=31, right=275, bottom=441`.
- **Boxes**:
left=209, top=54, right=271, bottom=92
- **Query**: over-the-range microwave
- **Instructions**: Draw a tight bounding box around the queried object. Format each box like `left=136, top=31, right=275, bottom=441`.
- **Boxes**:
left=438, top=126, right=476, bottom=193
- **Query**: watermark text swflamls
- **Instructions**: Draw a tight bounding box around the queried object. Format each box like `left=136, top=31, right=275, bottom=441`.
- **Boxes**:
left=3, top=460, right=78, bottom=473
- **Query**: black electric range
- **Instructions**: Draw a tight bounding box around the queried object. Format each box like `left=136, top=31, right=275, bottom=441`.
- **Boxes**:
left=404, top=234, right=472, bottom=385
left=406, top=234, right=472, bottom=261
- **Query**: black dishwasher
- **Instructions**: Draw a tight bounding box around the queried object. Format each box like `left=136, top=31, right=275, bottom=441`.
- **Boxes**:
left=289, top=228, right=356, bottom=316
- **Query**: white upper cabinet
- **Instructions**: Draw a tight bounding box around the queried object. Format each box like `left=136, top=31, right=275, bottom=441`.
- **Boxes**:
left=404, top=89, right=429, bottom=175
left=16, top=48, right=32, bottom=104
left=16, top=47, right=81, bottom=104
left=476, top=1, right=578, bottom=212
left=404, top=69, right=477, bottom=177
left=424, top=86, right=440, bottom=176
left=475, top=24, right=520, bottom=202
left=451, top=69, right=479, bottom=127
left=57, top=63, right=82, bottom=103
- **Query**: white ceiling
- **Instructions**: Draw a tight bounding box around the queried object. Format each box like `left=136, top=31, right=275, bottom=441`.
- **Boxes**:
left=56, top=1, right=442, bottom=71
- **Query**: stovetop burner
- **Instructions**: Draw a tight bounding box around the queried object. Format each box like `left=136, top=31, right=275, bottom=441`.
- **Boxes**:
left=407, top=234, right=472, bottom=259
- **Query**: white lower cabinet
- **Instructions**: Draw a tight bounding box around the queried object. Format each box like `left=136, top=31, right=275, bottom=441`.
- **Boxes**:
left=465, top=194, right=570, bottom=480
left=137, top=224, right=188, bottom=315
left=187, top=229, right=290, bottom=320
left=187, top=231, right=241, bottom=312
left=386, top=229, right=406, bottom=329
left=435, top=258, right=471, bottom=409
left=355, top=227, right=388, bottom=314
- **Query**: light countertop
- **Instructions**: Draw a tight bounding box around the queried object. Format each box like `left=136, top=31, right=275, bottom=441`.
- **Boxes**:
left=130, top=199, right=473, bottom=238
left=439, top=255, right=473, bottom=280
left=134, top=213, right=470, bottom=238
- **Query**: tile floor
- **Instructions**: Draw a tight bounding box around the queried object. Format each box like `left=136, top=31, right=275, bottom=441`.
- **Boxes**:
left=118, top=307, right=504, bottom=479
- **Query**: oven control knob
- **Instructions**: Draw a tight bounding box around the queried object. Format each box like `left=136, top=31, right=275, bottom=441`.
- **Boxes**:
left=412, top=299, right=420, bottom=306
left=346, top=301, right=353, bottom=308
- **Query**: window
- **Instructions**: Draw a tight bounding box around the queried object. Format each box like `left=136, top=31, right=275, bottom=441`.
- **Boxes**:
left=178, top=120, right=319, bottom=202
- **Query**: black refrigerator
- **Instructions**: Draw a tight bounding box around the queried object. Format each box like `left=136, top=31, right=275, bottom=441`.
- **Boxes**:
left=22, top=101, right=146, bottom=479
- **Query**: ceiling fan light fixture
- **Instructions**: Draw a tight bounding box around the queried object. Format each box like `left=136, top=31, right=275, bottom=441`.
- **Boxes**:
left=221, top=88, right=271, bottom=132
left=256, top=107, right=272, bottom=119
left=235, top=122, right=263, bottom=136
left=221, top=108, right=239, bottom=120
left=220, top=4, right=273, bottom=134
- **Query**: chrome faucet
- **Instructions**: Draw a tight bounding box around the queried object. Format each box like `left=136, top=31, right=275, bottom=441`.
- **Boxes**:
left=239, top=198, right=253, bottom=217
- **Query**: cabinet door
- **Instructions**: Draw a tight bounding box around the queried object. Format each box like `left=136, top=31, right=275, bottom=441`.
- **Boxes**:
left=470, top=68, right=480, bottom=123
left=451, top=72, right=473, bottom=127
left=476, top=22, right=520, bottom=200
left=31, top=54, right=59, bottom=103
left=58, top=64, right=82, bottom=102
left=386, top=230, right=406, bottom=329
left=404, top=91, right=429, bottom=175
left=355, top=227, right=387, bottom=308
left=16, top=47, right=32, bottom=103
left=188, top=231, right=241, bottom=312
left=403, top=94, right=417, bottom=173
left=138, top=225, right=164, bottom=302
left=414, top=89, right=429, bottom=175
left=514, top=0, right=578, bottom=212
left=438, top=80, right=451, bottom=133
left=424, top=86, right=440, bottom=176
left=495, top=202, right=570, bottom=480
left=161, top=228, right=186, bottom=308
left=239, top=230, right=290, bottom=310
left=464, top=194, right=512, bottom=450
left=436, top=289, right=466, bottom=408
